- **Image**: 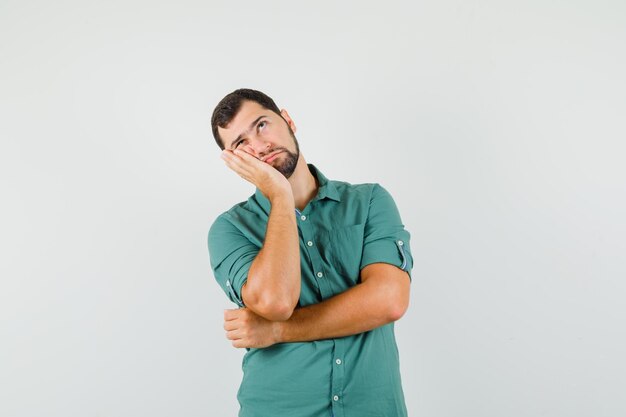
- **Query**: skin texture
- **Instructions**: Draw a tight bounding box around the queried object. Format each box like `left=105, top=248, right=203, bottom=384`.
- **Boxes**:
left=218, top=100, right=410, bottom=346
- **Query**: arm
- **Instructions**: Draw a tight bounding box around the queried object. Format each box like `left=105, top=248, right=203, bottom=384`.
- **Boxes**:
left=221, top=149, right=300, bottom=321
left=224, top=262, right=410, bottom=348
left=242, top=195, right=299, bottom=321
left=280, top=263, right=410, bottom=341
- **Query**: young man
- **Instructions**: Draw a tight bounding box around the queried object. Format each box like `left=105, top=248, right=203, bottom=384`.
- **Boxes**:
left=208, top=89, right=413, bottom=417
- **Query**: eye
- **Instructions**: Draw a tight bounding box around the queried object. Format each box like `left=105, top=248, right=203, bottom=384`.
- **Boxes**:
left=257, top=120, right=267, bottom=132
left=234, top=139, right=246, bottom=149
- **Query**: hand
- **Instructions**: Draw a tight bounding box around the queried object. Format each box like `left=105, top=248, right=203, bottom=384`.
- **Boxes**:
left=224, top=308, right=282, bottom=349
left=221, top=149, right=292, bottom=201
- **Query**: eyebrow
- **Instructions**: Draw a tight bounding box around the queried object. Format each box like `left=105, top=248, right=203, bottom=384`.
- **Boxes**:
left=229, top=115, right=268, bottom=149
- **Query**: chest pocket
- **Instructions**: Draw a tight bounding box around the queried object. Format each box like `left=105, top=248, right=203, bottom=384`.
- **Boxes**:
left=319, top=224, right=365, bottom=284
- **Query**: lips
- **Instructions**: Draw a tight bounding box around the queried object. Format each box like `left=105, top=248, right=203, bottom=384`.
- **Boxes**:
left=263, top=151, right=283, bottom=163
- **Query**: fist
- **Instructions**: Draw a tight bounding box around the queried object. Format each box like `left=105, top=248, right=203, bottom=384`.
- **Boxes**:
left=223, top=308, right=282, bottom=349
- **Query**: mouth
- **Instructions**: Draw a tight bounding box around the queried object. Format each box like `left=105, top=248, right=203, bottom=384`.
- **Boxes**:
left=263, top=151, right=284, bottom=163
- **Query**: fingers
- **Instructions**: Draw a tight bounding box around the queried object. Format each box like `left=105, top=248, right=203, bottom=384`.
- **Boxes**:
left=221, top=149, right=259, bottom=166
left=233, top=148, right=258, bottom=161
left=224, top=308, right=240, bottom=321
left=223, top=308, right=245, bottom=332
left=221, top=151, right=249, bottom=177
left=225, top=327, right=250, bottom=349
left=223, top=320, right=237, bottom=331
left=225, top=328, right=243, bottom=340
left=221, top=150, right=264, bottom=183
left=231, top=339, right=247, bottom=349
left=223, top=308, right=253, bottom=348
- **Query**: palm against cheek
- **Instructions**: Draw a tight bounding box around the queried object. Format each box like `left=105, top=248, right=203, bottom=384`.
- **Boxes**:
left=222, top=150, right=290, bottom=198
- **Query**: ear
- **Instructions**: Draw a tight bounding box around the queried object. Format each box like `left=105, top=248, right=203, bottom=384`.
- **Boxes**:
left=280, top=109, right=297, bottom=134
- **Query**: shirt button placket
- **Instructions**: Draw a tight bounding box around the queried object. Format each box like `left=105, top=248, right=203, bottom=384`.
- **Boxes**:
left=330, top=337, right=346, bottom=417
left=298, top=212, right=344, bottom=417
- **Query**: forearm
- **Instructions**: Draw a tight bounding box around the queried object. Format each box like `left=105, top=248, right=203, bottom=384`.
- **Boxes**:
left=242, top=196, right=300, bottom=320
left=276, top=272, right=409, bottom=342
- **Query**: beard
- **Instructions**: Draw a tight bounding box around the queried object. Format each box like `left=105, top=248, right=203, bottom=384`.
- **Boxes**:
left=270, top=128, right=300, bottom=179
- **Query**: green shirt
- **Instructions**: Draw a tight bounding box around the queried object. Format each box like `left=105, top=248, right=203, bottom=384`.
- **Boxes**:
left=208, top=165, right=414, bottom=417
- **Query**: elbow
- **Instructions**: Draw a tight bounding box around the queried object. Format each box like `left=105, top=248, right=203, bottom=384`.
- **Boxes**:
left=256, top=297, right=296, bottom=321
left=361, top=264, right=411, bottom=324
left=242, top=284, right=297, bottom=321
left=386, top=302, right=408, bottom=322
left=383, top=284, right=410, bottom=322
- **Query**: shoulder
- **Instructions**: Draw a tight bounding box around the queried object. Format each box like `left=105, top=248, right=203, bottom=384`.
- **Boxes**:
left=330, top=179, right=403, bottom=226
left=331, top=179, right=393, bottom=202
left=208, top=197, right=255, bottom=238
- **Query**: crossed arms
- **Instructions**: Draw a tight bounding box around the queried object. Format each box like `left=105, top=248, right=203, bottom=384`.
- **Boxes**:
left=214, top=150, right=411, bottom=349
left=225, top=262, right=410, bottom=348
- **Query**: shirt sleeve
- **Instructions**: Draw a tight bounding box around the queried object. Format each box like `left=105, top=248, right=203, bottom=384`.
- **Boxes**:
left=207, top=214, right=259, bottom=307
left=359, top=184, right=414, bottom=278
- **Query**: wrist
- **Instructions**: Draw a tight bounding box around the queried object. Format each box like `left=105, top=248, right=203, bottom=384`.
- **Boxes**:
left=268, top=193, right=295, bottom=211
left=267, top=187, right=293, bottom=203
left=272, top=320, right=286, bottom=344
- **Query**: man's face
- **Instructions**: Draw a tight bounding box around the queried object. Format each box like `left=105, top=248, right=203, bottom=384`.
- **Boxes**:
left=218, top=100, right=300, bottom=178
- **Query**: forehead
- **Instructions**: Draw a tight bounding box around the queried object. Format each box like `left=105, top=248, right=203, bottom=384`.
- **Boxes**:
left=218, top=100, right=272, bottom=139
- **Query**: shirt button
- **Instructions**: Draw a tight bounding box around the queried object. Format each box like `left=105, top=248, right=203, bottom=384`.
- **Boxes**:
left=335, top=359, right=342, bottom=365
left=317, top=272, right=323, bottom=278
left=300, top=215, right=306, bottom=221
left=333, top=395, right=339, bottom=401
left=398, top=240, right=404, bottom=246
left=307, top=241, right=313, bottom=247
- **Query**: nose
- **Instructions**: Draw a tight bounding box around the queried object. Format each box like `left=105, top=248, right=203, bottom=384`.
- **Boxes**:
left=245, top=137, right=271, bottom=157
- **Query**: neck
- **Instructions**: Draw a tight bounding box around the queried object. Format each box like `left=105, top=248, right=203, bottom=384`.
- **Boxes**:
left=288, top=155, right=318, bottom=211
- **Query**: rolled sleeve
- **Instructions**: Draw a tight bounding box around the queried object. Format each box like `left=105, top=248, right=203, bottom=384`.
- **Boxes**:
left=359, top=184, right=414, bottom=278
left=208, top=214, right=259, bottom=307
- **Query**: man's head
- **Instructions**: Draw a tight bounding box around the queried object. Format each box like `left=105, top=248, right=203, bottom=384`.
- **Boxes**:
left=211, top=89, right=281, bottom=149
left=211, top=89, right=301, bottom=178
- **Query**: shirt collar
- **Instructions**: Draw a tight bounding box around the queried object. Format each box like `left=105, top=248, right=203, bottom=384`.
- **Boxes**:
left=309, top=164, right=341, bottom=203
left=253, top=164, right=341, bottom=213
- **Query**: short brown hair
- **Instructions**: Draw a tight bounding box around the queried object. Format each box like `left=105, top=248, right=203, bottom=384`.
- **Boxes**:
left=210, top=89, right=281, bottom=149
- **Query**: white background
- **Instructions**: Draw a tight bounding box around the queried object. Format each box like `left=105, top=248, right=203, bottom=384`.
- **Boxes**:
left=1, top=1, right=625, bottom=416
